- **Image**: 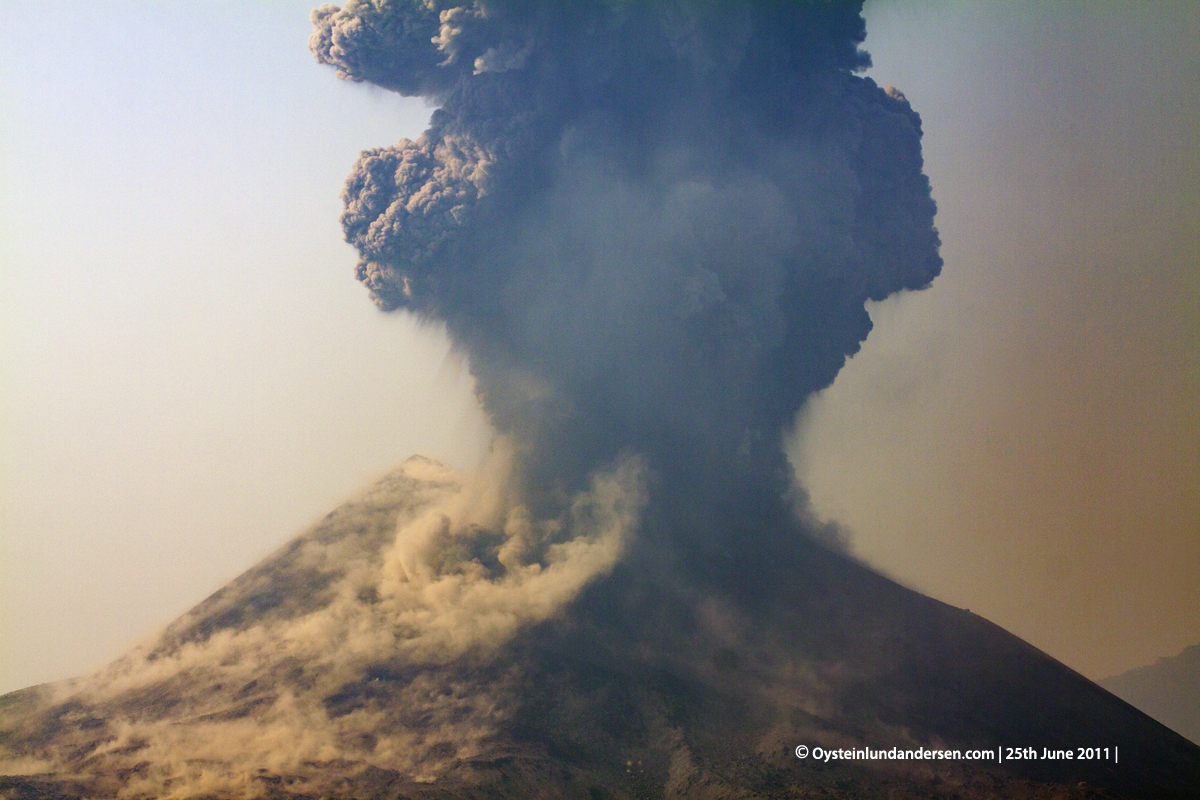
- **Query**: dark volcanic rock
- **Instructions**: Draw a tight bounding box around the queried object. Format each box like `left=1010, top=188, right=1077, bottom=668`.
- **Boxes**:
left=1, top=459, right=1197, bottom=799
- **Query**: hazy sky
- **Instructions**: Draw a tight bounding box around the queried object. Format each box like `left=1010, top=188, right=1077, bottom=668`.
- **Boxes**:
left=794, top=0, right=1199, bottom=681
left=2, top=1, right=1196, bottom=695
left=0, top=1, right=491, bottom=695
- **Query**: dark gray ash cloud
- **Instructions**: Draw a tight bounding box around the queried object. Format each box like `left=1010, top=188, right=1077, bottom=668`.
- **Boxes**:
left=310, top=0, right=941, bottom=576
left=18, top=10, right=1200, bottom=800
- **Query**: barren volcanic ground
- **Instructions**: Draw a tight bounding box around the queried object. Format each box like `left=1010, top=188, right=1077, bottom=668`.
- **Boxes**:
left=2, top=458, right=1198, bottom=799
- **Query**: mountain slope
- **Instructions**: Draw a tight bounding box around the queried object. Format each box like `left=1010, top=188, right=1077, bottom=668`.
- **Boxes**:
left=1101, top=644, right=1200, bottom=746
left=2, top=457, right=1198, bottom=800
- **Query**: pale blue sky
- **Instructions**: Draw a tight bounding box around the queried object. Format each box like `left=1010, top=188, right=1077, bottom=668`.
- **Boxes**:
left=2, top=1, right=1197, bottom=694
left=0, top=1, right=491, bottom=693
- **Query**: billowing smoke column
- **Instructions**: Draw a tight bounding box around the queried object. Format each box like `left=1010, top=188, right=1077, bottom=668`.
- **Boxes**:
left=310, top=0, right=940, bottom=577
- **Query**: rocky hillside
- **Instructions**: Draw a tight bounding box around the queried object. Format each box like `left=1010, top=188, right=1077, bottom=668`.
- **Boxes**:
left=2, top=458, right=1198, bottom=799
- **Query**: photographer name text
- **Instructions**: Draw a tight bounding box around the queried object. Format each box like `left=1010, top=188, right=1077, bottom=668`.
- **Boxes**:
left=794, top=745, right=1119, bottom=763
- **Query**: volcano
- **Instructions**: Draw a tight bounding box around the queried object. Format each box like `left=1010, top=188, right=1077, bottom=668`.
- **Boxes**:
left=2, top=456, right=1197, bottom=800
left=6, top=7, right=1197, bottom=796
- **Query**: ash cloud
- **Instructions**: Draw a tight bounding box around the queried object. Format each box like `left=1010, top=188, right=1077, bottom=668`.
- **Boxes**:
left=310, top=0, right=941, bottom=575
left=0, top=456, right=644, bottom=794
left=18, top=9, right=1200, bottom=800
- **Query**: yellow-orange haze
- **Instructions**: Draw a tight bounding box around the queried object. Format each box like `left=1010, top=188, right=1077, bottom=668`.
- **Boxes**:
left=796, top=0, right=1200, bottom=680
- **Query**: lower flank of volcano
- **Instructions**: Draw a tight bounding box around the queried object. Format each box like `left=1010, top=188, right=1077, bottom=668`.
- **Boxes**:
left=2, top=458, right=1196, bottom=799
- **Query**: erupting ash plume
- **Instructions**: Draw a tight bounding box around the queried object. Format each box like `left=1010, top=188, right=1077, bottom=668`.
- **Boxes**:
left=310, top=0, right=941, bottom=572
left=38, top=5, right=1200, bottom=799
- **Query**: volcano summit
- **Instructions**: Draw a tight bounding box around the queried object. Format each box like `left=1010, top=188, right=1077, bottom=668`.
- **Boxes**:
left=2, top=457, right=1198, bottom=799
